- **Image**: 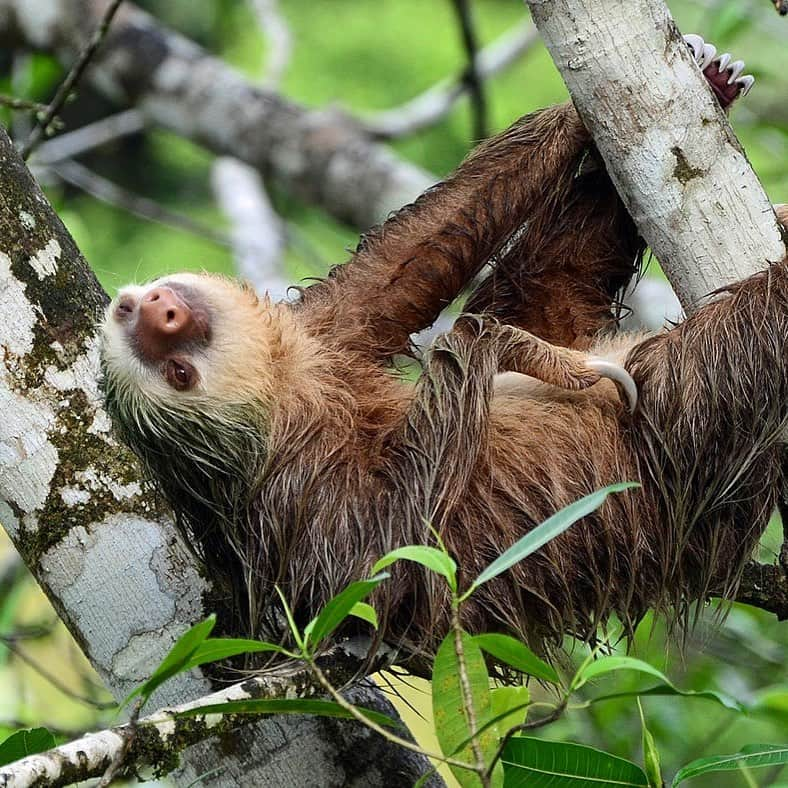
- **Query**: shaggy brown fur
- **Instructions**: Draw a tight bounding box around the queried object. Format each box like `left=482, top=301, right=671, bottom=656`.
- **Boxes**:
left=100, top=89, right=788, bottom=671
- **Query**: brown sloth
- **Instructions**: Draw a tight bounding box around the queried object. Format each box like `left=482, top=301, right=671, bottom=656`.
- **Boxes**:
left=100, top=37, right=784, bottom=668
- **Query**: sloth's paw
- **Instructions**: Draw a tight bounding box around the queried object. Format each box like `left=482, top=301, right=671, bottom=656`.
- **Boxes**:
left=683, top=33, right=754, bottom=108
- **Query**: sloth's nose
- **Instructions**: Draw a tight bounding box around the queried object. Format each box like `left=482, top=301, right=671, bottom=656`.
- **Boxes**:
left=139, top=287, right=193, bottom=339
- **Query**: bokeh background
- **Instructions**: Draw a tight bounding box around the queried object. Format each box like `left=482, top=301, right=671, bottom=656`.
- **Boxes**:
left=0, top=1, right=787, bottom=785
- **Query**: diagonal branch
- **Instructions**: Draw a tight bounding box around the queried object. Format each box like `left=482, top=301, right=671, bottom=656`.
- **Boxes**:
left=361, top=20, right=538, bottom=140
left=20, top=0, right=124, bottom=159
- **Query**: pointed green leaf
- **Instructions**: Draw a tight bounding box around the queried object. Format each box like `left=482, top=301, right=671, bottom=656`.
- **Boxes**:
left=573, top=656, right=744, bottom=712
left=589, top=683, right=744, bottom=713
left=348, top=602, right=378, bottom=629
left=672, top=744, right=788, bottom=786
left=572, top=656, right=669, bottom=692
left=467, top=483, right=638, bottom=596
left=303, top=573, right=388, bottom=650
left=372, top=546, right=457, bottom=593
left=174, top=698, right=399, bottom=729
left=638, top=700, right=662, bottom=788
left=490, top=686, right=531, bottom=735
left=0, top=728, right=57, bottom=767
left=183, top=638, right=292, bottom=671
left=502, top=736, right=649, bottom=787
left=123, top=615, right=216, bottom=708
left=473, top=634, right=560, bottom=685
left=433, top=631, right=502, bottom=787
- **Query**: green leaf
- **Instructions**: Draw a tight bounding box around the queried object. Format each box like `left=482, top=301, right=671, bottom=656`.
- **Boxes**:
left=348, top=602, right=378, bottom=629
left=433, top=631, right=503, bottom=787
left=123, top=615, right=217, bottom=708
left=371, top=546, right=457, bottom=593
left=502, top=736, right=649, bottom=787
left=174, top=698, right=399, bottom=729
left=472, top=634, right=560, bottom=685
left=466, top=483, right=638, bottom=597
left=490, top=686, right=531, bottom=735
left=638, top=700, right=662, bottom=788
left=182, top=638, right=292, bottom=671
left=672, top=744, right=788, bottom=787
left=0, top=728, right=57, bottom=767
left=303, top=574, right=388, bottom=651
left=573, top=656, right=744, bottom=712
left=589, top=684, right=744, bottom=713
left=572, top=655, right=669, bottom=692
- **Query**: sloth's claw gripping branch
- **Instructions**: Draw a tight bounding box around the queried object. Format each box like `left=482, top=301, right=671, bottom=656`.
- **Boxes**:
left=683, top=33, right=755, bottom=105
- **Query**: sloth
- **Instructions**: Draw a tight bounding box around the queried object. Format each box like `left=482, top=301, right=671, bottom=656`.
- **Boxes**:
left=100, top=36, right=784, bottom=668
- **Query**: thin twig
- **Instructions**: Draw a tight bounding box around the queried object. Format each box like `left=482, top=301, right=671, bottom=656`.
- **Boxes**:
left=361, top=20, right=537, bottom=140
left=251, top=0, right=293, bottom=88
left=484, top=699, right=568, bottom=779
left=307, top=657, right=476, bottom=773
left=451, top=0, right=487, bottom=140
left=1, top=637, right=116, bottom=710
left=0, top=719, right=86, bottom=740
left=50, top=159, right=232, bottom=249
left=98, top=698, right=143, bottom=787
left=0, top=94, right=49, bottom=114
left=21, top=0, right=125, bottom=159
left=33, top=109, right=145, bottom=164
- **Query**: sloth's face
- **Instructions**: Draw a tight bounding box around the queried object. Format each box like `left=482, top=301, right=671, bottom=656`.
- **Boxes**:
left=100, top=272, right=275, bottom=420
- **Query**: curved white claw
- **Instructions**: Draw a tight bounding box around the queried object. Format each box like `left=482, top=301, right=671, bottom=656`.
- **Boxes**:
left=700, top=43, right=717, bottom=69
left=716, top=53, right=732, bottom=71
left=587, top=359, right=638, bottom=414
left=737, top=74, right=755, bottom=96
left=683, top=33, right=704, bottom=63
left=727, top=60, right=746, bottom=84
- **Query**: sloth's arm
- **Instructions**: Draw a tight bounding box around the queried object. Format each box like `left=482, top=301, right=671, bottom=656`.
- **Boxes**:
left=466, top=35, right=755, bottom=349
left=295, top=102, right=590, bottom=358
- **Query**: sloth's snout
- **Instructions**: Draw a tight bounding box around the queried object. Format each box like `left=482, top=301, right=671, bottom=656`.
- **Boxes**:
left=139, top=286, right=193, bottom=339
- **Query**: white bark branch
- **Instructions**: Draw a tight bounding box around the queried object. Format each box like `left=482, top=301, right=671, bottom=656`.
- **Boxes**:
left=0, top=645, right=429, bottom=788
left=211, top=157, right=289, bottom=298
left=361, top=20, right=539, bottom=140
left=0, top=0, right=434, bottom=229
left=523, top=0, right=786, bottom=309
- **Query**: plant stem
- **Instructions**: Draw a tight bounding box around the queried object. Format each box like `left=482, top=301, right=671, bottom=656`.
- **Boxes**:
left=484, top=698, right=567, bottom=779
left=451, top=603, right=490, bottom=787
left=306, top=656, right=476, bottom=774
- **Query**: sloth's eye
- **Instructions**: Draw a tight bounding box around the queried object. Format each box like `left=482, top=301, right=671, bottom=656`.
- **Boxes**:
left=164, top=359, right=197, bottom=391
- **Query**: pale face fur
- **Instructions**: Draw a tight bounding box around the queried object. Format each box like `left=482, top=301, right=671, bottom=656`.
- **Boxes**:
left=101, top=273, right=279, bottom=420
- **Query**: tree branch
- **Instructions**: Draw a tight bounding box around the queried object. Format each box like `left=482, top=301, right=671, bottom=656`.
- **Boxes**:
left=524, top=0, right=785, bottom=311
left=0, top=0, right=433, bottom=229
left=451, top=0, right=487, bottom=141
left=361, top=20, right=538, bottom=140
left=20, top=0, right=124, bottom=159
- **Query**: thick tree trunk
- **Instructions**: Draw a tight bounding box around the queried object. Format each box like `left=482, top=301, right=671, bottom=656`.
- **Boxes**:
left=0, top=125, right=438, bottom=786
